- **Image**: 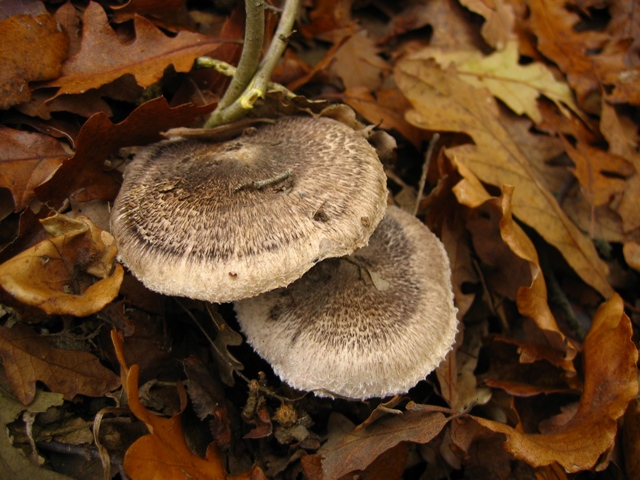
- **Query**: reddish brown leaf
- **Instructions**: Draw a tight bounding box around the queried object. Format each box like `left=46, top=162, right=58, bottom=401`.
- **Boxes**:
left=45, top=1, right=222, bottom=97
left=341, top=87, right=426, bottom=148
left=35, top=97, right=216, bottom=208
left=0, top=128, right=68, bottom=214
left=453, top=172, right=577, bottom=367
left=0, top=12, right=69, bottom=109
left=474, top=294, right=639, bottom=472
left=302, top=405, right=450, bottom=480
left=565, top=142, right=634, bottom=207
left=111, top=332, right=265, bottom=480
left=0, top=324, right=121, bottom=405
left=0, top=214, right=123, bottom=316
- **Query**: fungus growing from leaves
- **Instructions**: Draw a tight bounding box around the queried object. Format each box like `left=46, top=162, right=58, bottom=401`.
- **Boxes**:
left=110, top=115, right=388, bottom=303
left=234, top=206, right=458, bottom=400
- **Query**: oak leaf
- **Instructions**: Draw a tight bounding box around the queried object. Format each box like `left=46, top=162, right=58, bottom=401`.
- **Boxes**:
left=457, top=0, right=515, bottom=49
left=395, top=57, right=614, bottom=298
left=0, top=12, right=69, bottom=109
left=0, top=214, right=123, bottom=317
left=453, top=170, right=577, bottom=367
left=417, top=41, right=582, bottom=124
left=111, top=332, right=265, bottom=480
left=331, top=30, right=388, bottom=91
left=0, top=128, right=68, bottom=215
left=565, top=142, right=633, bottom=207
left=474, top=294, right=639, bottom=472
left=35, top=97, right=216, bottom=208
left=0, top=324, right=121, bottom=405
left=301, top=404, right=451, bottom=480
left=45, top=1, right=222, bottom=97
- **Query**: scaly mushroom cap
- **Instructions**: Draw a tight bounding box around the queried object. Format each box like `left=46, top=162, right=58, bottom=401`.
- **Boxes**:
left=234, top=206, right=458, bottom=400
left=110, top=116, right=388, bottom=303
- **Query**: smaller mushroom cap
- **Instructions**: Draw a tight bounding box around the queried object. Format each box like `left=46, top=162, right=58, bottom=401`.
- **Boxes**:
left=110, top=116, right=388, bottom=303
left=234, top=206, right=458, bottom=400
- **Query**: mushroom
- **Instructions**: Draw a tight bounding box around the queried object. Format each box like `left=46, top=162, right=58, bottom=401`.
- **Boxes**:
left=110, top=116, right=388, bottom=303
left=234, top=206, right=458, bottom=400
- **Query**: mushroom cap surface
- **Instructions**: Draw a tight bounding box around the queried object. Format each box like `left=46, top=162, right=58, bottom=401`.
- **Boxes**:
left=110, top=116, right=388, bottom=303
left=234, top=206, right=458, bottom=400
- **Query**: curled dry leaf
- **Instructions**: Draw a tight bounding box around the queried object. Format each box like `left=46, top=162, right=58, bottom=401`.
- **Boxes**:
left=35, top=97, right=216, bottom=208
left=45, top=1, right=222, bottom=97
left=0, top=127, right=69, bottom=215
left=453, top=164, right=577, bottom=367
left=0, top=214, right=123, bottom=316
left=0, top=324, right=121, bottom=405
left=301, top=404, right=451, bottom=480
left=0, top=11, right=69, bottom=109
left=111, top=332, right=265, bottom=480
left=414, top=41, right=583, bottom=124
left=473, top=294, right=638, bottom=472
left=395, top=57, right=614, bottom=298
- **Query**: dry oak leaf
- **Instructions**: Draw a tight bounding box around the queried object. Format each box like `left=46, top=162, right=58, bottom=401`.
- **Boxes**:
left=527, top=0, right=609, bottom=108
left=110, top=331, right=265, bottom=480
left=0, top=127, right=69, bottom=215
left=301, top=404, right=451, bottom=480
left=340, top=87, right=426, bottom=148
left=44, top=1, right=222, bottom=97
left=457, top=0, right=515, bottom=49
left=0, top=214, right=124, bottom=317
left=0, top=323, right=121, bottom=405
left=331, top=30, right=389, bottom=91
left=414, top=41, right=583, bottom=124
left=565, top=141, right=634, bottom=207
left=395, top=57, right=614, bottom=298
left=0, top=12, right=69, bottom=109
left=454, top=175, right=577, bottom=366
left=474, top=294, right=638, bottom=472
left=35, top=96, right=215, bottom=209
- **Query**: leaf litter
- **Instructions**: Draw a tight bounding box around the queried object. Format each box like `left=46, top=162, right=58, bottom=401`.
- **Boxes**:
left=0, top=0, right=638, bottom=479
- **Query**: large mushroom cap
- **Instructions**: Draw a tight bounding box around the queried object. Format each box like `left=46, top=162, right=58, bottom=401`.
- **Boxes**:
left=111, top=116, right=388, bottom=303
left=234, top=206, right=458, bottom=400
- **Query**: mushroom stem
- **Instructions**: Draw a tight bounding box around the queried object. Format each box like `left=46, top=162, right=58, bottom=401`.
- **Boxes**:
left=209, top=0, right=265, bottom=123
left=203, top=0, right=300, bottom=128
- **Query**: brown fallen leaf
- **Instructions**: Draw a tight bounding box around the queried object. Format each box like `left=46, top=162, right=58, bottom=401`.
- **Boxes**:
left=395, top=57, right=614, bottom=298
left=0, top=11, right=69, bottom=109
left=457, top=0, right=515, bottom=49
left=340, top=87, right=426, bottom=148
left=301, top=404, right=451, bottom=480
left=0, top=324, right=120, bottom=405
left=0, top=214, right=123, bottom=316
left=45, top=1, right=222, bottom=97
left=453, top=166, right=577, bottom=365
left=111, top=331, right=265, bottom=480
left=414, top=40, right=583, bottom=124
left=0, top=127, right=68, bottom=215
left=331, top=30, right=388, bottom=91
left=35, top=97, right=216, bottom=208
left=565, top=142, right=633, bottom=207
left=473, top=294, right=638, bottom=472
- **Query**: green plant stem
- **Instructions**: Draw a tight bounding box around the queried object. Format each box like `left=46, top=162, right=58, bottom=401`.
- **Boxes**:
left=209, top=0, right=265, bottom=124
left=196, top=58, right=294, bottom=98
left=203, top=0, right=300, bottom=128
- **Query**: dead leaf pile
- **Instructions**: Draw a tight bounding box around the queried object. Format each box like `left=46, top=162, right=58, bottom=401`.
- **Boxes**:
left=0, top=0, right=639, bottom=479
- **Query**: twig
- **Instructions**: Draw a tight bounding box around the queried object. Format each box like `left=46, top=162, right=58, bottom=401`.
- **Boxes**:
left=413, top=133, right=439, bottom=216
left=203, top=0, right=300, bottom=128
left=207, top=0, right=265, bottom=127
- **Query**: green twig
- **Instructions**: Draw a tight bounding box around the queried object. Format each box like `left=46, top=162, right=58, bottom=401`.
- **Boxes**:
left=206, top=0, right=265, bottom=128
left=203, top=0, right=300, bottom=128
